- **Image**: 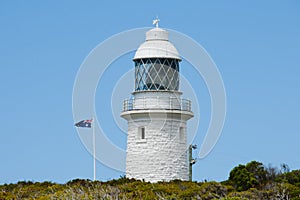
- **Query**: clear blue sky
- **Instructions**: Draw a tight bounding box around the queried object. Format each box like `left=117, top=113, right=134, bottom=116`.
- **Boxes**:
left=0, top=1, right=299, bottom=184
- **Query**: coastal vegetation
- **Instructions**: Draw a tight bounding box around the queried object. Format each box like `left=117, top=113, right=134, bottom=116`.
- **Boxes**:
left=1, top=161, right=299, bottom=199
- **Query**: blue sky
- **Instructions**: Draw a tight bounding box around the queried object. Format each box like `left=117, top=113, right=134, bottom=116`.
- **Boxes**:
left=0, top=1, right=300, bottom=184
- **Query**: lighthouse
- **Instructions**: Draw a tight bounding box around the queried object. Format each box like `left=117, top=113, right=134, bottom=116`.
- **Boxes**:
left=121, top=21, right=194, bottom=182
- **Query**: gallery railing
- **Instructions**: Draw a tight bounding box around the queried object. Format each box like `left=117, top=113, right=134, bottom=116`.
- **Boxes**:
left=122, top=97, right=192, bottom=112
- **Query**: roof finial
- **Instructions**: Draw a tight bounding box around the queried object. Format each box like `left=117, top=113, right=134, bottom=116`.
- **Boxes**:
left=152, top=16, right=160, bottom=28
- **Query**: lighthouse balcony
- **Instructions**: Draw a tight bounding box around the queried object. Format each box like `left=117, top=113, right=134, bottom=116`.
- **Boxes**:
left=122, top=96, right=192, bottom=112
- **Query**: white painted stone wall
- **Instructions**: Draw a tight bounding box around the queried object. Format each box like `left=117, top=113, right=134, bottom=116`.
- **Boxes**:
left=132, top=91, right=182, bottom=110
left=125, top=115, right=189, bottom=182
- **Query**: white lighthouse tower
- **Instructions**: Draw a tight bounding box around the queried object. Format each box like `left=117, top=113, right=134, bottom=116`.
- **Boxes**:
left=121, top=22, right=194, bottom=182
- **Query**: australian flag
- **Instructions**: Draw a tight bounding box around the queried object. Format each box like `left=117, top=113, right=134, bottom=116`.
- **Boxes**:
left=75, top=119, right=92, bottom=128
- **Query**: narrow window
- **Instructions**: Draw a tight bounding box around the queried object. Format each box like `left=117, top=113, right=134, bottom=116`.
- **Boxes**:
left=141, top=127, right=145, bottom=139
left=138, top=127, right=145, bottom=140
left=179, top=127, right=184, bottom=141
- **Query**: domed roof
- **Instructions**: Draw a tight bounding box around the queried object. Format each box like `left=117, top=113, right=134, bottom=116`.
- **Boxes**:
left=133, top=27, right=181, bottom=60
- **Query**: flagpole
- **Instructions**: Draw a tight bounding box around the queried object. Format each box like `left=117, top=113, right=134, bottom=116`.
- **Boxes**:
left=92, top=117, right=96, bottom=181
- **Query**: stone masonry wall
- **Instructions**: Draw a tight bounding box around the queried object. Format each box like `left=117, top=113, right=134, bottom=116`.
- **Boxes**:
left=126, top=116, right=189, bottom=182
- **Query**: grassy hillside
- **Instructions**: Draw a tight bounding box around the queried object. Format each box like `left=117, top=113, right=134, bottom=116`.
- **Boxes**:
left=1, top=161, right=299, bottom=200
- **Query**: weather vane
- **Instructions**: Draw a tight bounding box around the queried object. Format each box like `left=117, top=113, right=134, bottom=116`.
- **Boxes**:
left=152, top=17, right=160, bottom=28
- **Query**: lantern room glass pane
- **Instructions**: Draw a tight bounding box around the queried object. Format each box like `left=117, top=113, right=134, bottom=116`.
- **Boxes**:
left=134, top=58, right=179, bottom=91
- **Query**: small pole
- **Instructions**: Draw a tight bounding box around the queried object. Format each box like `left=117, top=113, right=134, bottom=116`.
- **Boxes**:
left=189, top=144, right=197, bottom=181
left=189, top=145, right=192, bottom=181
left=92, top=117, right=96, bottom=181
